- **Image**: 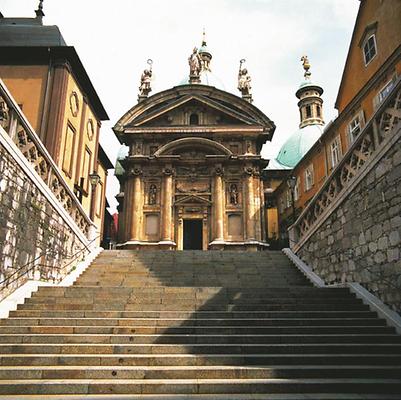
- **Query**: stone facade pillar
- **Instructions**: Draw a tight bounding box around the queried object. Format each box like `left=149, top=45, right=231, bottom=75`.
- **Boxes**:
left=245, top=166, right=256, bottom=240
left=213, top=166, right=224, bottom=241
left=130, top=167, right=143, bottom=241
left=161, top=166, right=174, bottom=242
left=254, top=173, right=262, bottom=241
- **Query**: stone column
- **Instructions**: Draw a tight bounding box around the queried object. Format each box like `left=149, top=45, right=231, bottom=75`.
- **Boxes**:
left=254, top=172, right=262, bottom=241
left=161, top=166, right=174, bottom=242
left=245, top=166, right=256, bottom=240
left=213, top=166, right=224, bottom=241
left=130, top=167, right=143, bottom=241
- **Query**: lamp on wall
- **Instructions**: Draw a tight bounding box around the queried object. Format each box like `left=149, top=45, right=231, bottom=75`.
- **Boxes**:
left=89, top=171, right=101, bottom=221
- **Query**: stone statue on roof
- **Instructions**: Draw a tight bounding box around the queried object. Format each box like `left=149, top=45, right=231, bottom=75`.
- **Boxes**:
left=301, top=55, right=311, bottom=79
left=188, top=47, right=202, bottom=82
left=238, top=59, right=252, bottom=102
left=138, top=59, right=153, bottom=101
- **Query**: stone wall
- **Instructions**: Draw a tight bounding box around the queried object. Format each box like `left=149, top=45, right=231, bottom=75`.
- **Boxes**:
left=0, top=141, right=88, bottom=301
left=297, top=137, right=401, bottom=311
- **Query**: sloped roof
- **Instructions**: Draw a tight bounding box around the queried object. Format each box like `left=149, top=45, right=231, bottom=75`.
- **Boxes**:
left=0, top=17, right=66, bottom=46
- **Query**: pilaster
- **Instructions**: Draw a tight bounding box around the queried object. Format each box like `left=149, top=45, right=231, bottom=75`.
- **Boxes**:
left=161, top=166, right=174, bottom=242
left=129, top=167, right=143, bottom=241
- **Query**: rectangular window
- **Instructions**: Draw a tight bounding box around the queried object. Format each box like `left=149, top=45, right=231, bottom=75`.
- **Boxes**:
left=293, top=177, right=300, bottom=201
left=348, top=111, right=365, bottom=144
left=330, top=136, right=342, bottom=168
left=81, top=147, right=92, bottom=193
left=279, top=198, right=285, bottom=214
left=286, top=189, right=292, bottom=208
left=306, top=105, right=312, bottom=118
left=304, top=164, right=314, bottom=191
left=62, top=123, right=76, bottom=177
left=378, top=80, right=395, bottom=103
left=363, top=34, right=377, bottom=65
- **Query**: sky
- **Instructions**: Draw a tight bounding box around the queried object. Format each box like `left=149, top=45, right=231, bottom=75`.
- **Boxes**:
left=1, top=0, right=360, bottom=213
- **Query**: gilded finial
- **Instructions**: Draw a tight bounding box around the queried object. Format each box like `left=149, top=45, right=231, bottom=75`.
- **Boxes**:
left=301, top=55, right=311, bottom=79
left=35, top=0, right=45, bottom=18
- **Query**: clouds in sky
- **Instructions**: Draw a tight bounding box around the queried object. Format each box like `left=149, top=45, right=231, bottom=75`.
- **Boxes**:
left=1, top=0, right=359, bottom=212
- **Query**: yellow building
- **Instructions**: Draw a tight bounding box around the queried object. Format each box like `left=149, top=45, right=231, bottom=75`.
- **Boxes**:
left=0, top=4, right=113, bottom=243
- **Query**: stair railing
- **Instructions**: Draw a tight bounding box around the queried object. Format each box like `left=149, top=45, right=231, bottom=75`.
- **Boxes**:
left=0, top=78, right=92, bottom=236
left=0, top=234, right=101, bottom=293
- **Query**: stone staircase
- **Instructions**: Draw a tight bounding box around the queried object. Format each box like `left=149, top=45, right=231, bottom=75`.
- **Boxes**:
left=0, top=250, right=400, bottom=399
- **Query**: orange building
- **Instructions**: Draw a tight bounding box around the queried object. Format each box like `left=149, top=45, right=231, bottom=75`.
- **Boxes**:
left=271, top=0, right=401, bottom=242
left=0, top=4, right=113, bottom=243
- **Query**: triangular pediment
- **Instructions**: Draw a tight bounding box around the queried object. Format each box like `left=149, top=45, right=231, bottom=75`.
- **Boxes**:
left=174, top=194, right=212, bottom=205
left=114, top=85, right=275, bottom=139
left=128, top=94, right=258, bottom=127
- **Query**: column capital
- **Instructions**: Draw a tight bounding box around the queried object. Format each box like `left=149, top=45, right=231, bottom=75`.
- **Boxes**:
left=213, top=165, right=224, bottom=177
left=162, top=167, right=174, bottom=176
left=244, top=166, right=254, bottom=176
left=129, top=166, right=143, bottom=176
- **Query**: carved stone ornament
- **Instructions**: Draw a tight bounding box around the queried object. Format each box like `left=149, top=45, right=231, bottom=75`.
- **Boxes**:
left=69, top=91, right=79, bottom=117
left=0, top=99, right=9, bottom=129
left=135, top=141, right=143, bottom=155
left=244, top=166, right=254, bottom=175
left=163, top=167, right=174, bottom=176
left=148, top=184, right=157, bottom=205
left=86, top=119, right=95, bottom=141
left=130, top=167, right=143, bottom=176
left=214, top=166, right=224, bottom=176
left=229, top=183, right=239, bottom=205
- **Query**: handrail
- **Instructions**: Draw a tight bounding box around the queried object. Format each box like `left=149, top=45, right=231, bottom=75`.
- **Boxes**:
left=290, top=77, right=401, bottom=244
left=0, top=235, right=101, bottom=290
left=0, top=77, right=93, bottom=237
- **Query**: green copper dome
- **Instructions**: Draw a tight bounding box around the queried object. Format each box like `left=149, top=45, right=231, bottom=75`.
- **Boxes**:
left=178, top=70, right=226, bottom=90
left=272, top=124, right=324, bottom=169
left=114, top=145, right=129, bottom=176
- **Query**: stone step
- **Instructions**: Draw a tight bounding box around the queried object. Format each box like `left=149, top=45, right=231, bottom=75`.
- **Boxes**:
left=0, top=343, right=399, bottom=355
left=0, top=325, right=394, bottom=335
left=0, top=317, right=386, bottom=327
left=0, top=333, right=399, bottom=345
left=0, top=378, right=400, bottom=395
left=17, top=303, right=370, bottom=311
left=9, top=310, right=376, bottom=319
left=2, top=353, right=401, bottom=366
left=34, top=287, right=347, bottom=296
left=73, top=282, right=311, bottom=288
left=3, top=394, right=401, bottom=400
left=0, top=365, right=400, bottom=380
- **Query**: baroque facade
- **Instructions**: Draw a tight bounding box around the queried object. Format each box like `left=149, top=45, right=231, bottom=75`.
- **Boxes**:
left=115, top=41, right=275, bottom=250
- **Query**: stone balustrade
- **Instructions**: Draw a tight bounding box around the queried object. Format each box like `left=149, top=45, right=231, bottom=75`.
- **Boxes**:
left=0, top=78, right=95, bottom=300
left=289, top=78, right=401, bottom=311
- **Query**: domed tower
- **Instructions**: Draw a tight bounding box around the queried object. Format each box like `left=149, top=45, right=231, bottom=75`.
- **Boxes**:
left=198, top=30, right=212, bottom=72
left=296, top=56, right=324, bottom=129
left=268, top=56, right=325, bottom=170
left=185, top=31, right=225, bottom=89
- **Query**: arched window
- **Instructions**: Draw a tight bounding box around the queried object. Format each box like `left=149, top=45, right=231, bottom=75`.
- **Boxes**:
left=189, top=113, right=199, bottom=125
left=316, top=105, right=321, bottom=117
